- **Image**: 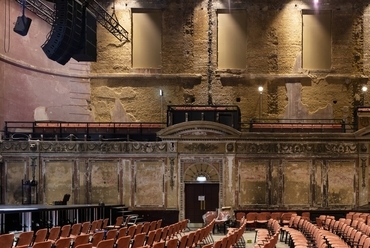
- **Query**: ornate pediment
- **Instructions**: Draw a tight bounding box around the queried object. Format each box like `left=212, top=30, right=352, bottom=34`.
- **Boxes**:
left=157, top=121, right=241, bottom=140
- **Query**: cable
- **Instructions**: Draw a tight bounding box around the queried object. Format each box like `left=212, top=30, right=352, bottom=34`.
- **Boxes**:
left=22, top=0, right=25, bottom=16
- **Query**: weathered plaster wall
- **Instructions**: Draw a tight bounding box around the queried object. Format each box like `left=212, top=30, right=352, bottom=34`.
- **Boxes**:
left=90, top=160, right=119, bottom=205
left=0, top=1, right=93, bottom=125
left=44, top=160, right=72, bottom=204
left=2, top=0, right=370, bottom=124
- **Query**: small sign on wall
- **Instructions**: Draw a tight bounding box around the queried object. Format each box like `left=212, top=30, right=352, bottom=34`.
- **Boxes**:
left=198, top=195, right=205, bottom=201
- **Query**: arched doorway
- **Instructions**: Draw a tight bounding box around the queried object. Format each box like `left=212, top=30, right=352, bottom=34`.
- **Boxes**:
left=183, top=163, right=220, bottom=224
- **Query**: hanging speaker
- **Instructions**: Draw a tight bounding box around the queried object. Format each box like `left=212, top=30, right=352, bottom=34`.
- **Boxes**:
left=13, top=15, right=32, bottom=36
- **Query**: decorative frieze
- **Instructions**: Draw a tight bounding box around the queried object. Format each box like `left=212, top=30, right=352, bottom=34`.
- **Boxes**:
left=183, top=143, right=219, bottom=153
left=0, top=141, right=167, bottom=154
left=236, top=142, right=358, bottom=155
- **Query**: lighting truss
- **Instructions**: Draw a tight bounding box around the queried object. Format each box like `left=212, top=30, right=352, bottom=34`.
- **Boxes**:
left=14, top=0, right=54, bottom=25
left=14, top=0, right=129, bottom=42
left=85, top=0, right=129, bottom=43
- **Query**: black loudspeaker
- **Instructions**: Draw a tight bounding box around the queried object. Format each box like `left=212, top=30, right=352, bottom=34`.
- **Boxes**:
left=56, top=0, right=84, bottom=65
left=13, top=15, right=32, bottom=36
left=41, top=0, right=73, bottom=61
left=72, top=7, right=97, bottom=62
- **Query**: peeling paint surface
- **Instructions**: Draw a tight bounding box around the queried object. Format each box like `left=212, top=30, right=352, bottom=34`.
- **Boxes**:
left=239, top=160, right=267, bottom=205
left=283, top=161, right=310, bottom=205
left=6, top=161, right=25, bottom=204
left=44, top=161, right=72, bottom=204
left=91, top=161, right=118, bottom=204
left=327, top=161, right=355, bottom=205
left=135, top=161, right=164, bottom=207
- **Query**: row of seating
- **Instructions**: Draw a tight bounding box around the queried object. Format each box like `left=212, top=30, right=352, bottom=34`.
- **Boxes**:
left=253, top=219, right=281, bottom=248
left=2, top=217, right=194, bottom=248
left=282, top=214, right=370, bottom=248
left=236, top=211, right=309, bottom=229
left=209, top=218, right=246, bottom=248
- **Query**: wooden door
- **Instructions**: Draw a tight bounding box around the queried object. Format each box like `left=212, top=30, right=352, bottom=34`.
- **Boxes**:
left=185, top=183, right=219, bottom=223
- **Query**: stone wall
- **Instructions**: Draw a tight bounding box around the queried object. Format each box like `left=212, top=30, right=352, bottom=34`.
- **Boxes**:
left=2, top=1, right=370, bottom=125
left=3, top=0, right=370, bottom=221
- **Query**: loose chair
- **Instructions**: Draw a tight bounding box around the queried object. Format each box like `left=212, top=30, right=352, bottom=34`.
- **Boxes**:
left=117, top=227, right=127, bottom=239
left=115, top=236, right=131, bottom=248
left=89, top=221, right=99, bottom=234
left=15, top=231, right=34, bottom=247
left=75, top=244, right=92, bottom=248
left=32, top=240, right=52, bottom=248
left=80, top=222, right=91, bottom=235
left=106, top=216, right=123, bottom=230
left=73, top=234, right=90, bottom=248
left=69, top=223, right=82, bottom=239
left=46, top=226, right=61, bottom=243
left=59, top=225, right=71, bottom=239
left=0, top=233, right=14, bottom=248
left=166, top=238, right=178, bottom=248
left=105, top=229, right=117, bottom=241
left=91, top=232, right=104, bottom=248
left=152, top=241, right=165, bottom=248
left=33, top=228, right=48, bottom=245
left=131, top=233, right=146, bottom=248
left=54, top=237, right=72, bottom=248
left=101, top=219, right=109, bottom=230
left=95, top=239, right=115, bottom=248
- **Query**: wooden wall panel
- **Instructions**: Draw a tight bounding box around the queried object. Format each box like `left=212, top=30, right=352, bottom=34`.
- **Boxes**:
left=238, top=160, right=267, bottom=206
left=283, top=161, right=310, bottom=205
left=134, top=160, right=164, bottom=207
left=5, top=161, right=26, bottom=204
left=91, top=161, right=119, bottom=204
left=44, top=160, right=73, bottom=204
left=313, top=160, right=323, bottom=207
left=327, top=160, right=355, bottom=206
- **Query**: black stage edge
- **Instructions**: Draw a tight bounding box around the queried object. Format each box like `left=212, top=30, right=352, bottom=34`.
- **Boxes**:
left=0, top=204, right=124, bottom=234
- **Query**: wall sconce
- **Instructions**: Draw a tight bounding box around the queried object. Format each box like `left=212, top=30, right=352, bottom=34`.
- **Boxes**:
left=362, top=85, right=368, bottom=106
left=258, top=86, right=264, bottom=94
left=258, top=86, right=263, bottom=118
left=362, top=85, right=368, bottom=93
left=159, top=89, right=163, bottom=122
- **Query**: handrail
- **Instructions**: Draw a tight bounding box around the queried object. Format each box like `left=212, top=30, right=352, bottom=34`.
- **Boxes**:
left=4, top=121, right=166, bottom=141
left=248, top=118, right=347, bottom=133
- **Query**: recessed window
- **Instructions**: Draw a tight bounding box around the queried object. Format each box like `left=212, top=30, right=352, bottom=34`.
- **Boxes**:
left=302, top=10, right=332, bottom=70
left=132, top=10, right=162, bottom=68
left=217, top=10, right=247, bottom=69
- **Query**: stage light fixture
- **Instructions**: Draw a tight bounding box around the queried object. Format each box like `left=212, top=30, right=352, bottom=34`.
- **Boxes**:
left=13, top=0, right=32, bottom=36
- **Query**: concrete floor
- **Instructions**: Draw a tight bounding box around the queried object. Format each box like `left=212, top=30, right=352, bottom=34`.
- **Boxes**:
left=211, top=230, right=290, bottom=248
left=187, top=223, right=290, bottom=248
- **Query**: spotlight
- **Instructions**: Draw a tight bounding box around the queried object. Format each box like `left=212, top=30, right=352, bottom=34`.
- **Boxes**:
left=314, top=0, right=319, bottom=4
left=159, top=89, right=163, bottom=96
left=362, top=86, right=368, bottom=93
